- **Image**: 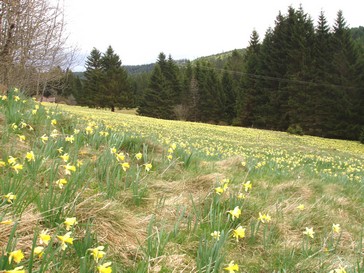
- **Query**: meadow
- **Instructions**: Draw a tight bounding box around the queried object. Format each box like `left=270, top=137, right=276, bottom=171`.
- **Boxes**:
left=1, top=89, right=364, bottom=272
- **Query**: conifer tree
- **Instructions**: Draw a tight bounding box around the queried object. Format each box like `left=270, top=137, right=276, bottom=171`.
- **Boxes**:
left=83, top=48, right=103, bottom=107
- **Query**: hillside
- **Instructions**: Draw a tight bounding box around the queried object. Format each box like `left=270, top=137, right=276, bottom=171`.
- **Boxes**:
left=1, top=88, right=363, bottom=272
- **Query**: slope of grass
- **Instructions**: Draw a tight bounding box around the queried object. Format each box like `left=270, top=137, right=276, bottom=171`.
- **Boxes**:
left=1, top=93, right=363, bottom=272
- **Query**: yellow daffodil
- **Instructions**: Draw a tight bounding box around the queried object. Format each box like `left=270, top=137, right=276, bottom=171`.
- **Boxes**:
left=57, top=147, right=64, bottom=154
left=237, top=193, right=246, bottom=199
left=85, top=126, right=93, bottom=135
left=14, top=88, right=19, bottom=93
left=99, top=131, right=109, bottom=137
left=57, top=232, right=74, bottom=250
left=11, top=123, right=18, bottom=130
left=144, top=163, right=152, bottom=172
left=0, top=160, right=6, bottom=167
left=297, top=204, right=305, bottom=211
left=18, top=135, right=25, bottom=142
left=110, top=147, right=117, bottom=154
left=224, top=261, right=239, bottom=272
left=63, top=163, right=76, bottom=175
left=168, top=147, right=174, bottom=154
left=74, top=129, right=80, bottom=134
left=39, top=229, right=51, bottom=245
left=3, top=193, right=16, bottom=203
left=115, top=152, right=125, bottom=162
left=77, top=159, right=83, bottom=167
left=32, top=109, right=37, bottom=115
left=121, top=162, right=130, bottom=171
left=232, top=226, right=246, bottom=242
left=329, top=266, right=347, bottom=273
left=258, top=212, right=271, bottom=223
left=215, top=186, right=224, bottom=195
left=40, top=134, right=48, bottom=143
left=25, top=151, right=35, bottom=162
left=210, top=231, right=221, bottom=240
left=303, top=227, right=315, bottom=238
left=243, top=180, right=252, bottom=192
left=33, top=246, right=44, bottom=258
left=1, top=95, right=7, bottom=100
left=332, top=224, right=341, bottom=234
left=56, top=178, right=68, bottom=189
left=97, top=262, right=112, bottom=273
left=167, top=154, right=173, bottom=161
left=51, top=119, right=57, bottom=126
left=5, top=266, right=25, bottom=273
left=135, top=152, right=142, bottom=160
left=228, top=206, right=241, bottom=220
left=88, top=246, right=106, bottom=262
left=64, top=217, right=78, bottom=230
left=14, top=95, right=20, bottom=101
left=8, top=250, right=24, bottom=264
left=11, top=163, right=23, bottom=174
left=50, top=129, right=59, bottom=138
left=8, top=156, right=17, bottom=165
left=0, top=219, right=13, bottom=225
left=59, top=153, right=69, bottom=163
left=65, top=135, right=74, bottom=143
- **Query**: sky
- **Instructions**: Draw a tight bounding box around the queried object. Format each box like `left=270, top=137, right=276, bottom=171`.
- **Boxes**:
left=63, top=0, right=363, bottom=71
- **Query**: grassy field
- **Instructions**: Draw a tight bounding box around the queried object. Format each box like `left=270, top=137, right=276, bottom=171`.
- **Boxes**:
left=1, top=91, right=364, bottom=272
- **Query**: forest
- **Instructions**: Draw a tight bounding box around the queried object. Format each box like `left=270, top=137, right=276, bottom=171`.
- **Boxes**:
left=59, top=7, right=364, bottom=141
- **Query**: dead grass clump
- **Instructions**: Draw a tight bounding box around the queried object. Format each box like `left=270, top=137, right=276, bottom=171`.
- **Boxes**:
left=76, top=195, right=147, bottom=265
left=186, top=173, right=224, bottom=191
left=215, top=156, right=245, bottom=171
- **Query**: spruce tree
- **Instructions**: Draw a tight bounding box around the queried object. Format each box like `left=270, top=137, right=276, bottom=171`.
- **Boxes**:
left=83, top=48, right=103, bottom=107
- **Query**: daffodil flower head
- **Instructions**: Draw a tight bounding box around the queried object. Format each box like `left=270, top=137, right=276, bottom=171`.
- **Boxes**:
left=34, top=246, right=44, bottom=258
left=0, top=219, right=13, bottom=225
left=135, top=152, right=142, bottom=160
left=228, top=206, right=241, bottom=220
left=210, top=230, right=221, bottom=240
left=57, top=231, right=74, bottom=250
left=63, top=163, right=76, bottom=175
left=297, top=204, right=305, bottom=211
left=332, top=223, right=341, bottom=234
left=144, top=163, right=152, bottom=171
left=97, top=262, right=112, bottom=273
left=258, top=212, right=271, bottom=223
left=8, top=249, right=25, bottom=264
left=64, top=217, right=78, bottom=230
left=39, top=229, right=51, bottom=245
left=3, top=192, right=16, bottom=203
left=56, top=178, right=68, bottom=189
left=329, top=266, right=347, bottom=273
left=88, top=246, right=106, bottom=262
left=303, top=227, right=315, bottom=238
left=232, top=225, right=246, bottom=242
left=65, top=135, right=75, bottom=143
left=59, top=153, right=69, bottom=163
left=243, top=180, right=252, bottom=192
left=224, top=260, right=239, bottom=272
left=121, top=162, right=130, bottom=171
left=11, top=163, right=23, bottom=174
left=26, top=151, right=35, bottom=162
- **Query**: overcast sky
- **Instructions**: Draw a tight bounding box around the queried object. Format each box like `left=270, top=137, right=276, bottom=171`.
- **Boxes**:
left=64, top=0, right=363, bottom=70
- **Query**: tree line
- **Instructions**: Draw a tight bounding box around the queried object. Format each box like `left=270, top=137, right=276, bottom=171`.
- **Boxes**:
left=69, top=6, right=363, bottom=141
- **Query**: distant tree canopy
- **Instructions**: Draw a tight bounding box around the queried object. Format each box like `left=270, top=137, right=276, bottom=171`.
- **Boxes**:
left=73, top=46, right=133, bottom=111
left=136, top=7, right=363, bottom=141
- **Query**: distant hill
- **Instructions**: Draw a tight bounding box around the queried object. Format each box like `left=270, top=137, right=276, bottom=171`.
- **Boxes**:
left=124, top=63, right=155, bottom=75
left=193, top=48, right=245, bottom=66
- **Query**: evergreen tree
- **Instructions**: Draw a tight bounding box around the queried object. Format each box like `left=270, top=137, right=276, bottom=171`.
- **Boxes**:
left=83, top=48, right=103, bottom=107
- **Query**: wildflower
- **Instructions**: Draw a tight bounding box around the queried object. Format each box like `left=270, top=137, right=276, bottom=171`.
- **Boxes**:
left=1, top=95, right=7, bottom=100
left=51, top=119, right=57, bottom=126
left=135, top=152, right=142, bottom=160
left=3, top=192, right=16, bottom=203
left=210, top=231, right=221, bottom=240
left=167, top=154, right=173, bottom=161
left=27, top=124, right=34, bottom=131
left=39, top=229, right=51, bottom=245
left=297, top=204, right=305, bottom=211
left=0, top=219, right=13, bottom=225
left=11, top=163, right=23, bottom=174
left=14, top=95, right=20, bottom=101
left=332, top=224, right=341, bottom=234
left=19, top=121, right=27, bottom=128
left=232, top=226, right=246, bottom=242
left=237, top=193, right=246, bottom=199
left=97, top=262, right=112, bottom=273
left=329, top=266, right=347, bottom=273
left=56, top=178, right=68, bottom=189
left=258, top=212, right=271, bottom=223
left=50, top=129, right=59, bottom=138
left=224, top=261, right=239, bottom=272
left=110, top=147, right=117, bottom=154
left=88, top=246, right=106, bottom=262
left=303, top=227, right=315, bottom=238
left=215, top=186, right=224, bottom=195
left=168, top=147, right=174, bottom=154
left=11, top=123, right=18, bottom=130
left=85, top=126, right=93, bottom=134
left=4, top=266, right=25, bottom=273
left=243, top=180, right=252, bottom=192
left=63, top=163, right=76, bottom=175
left=18, top=135, right=26, bottom=142
left=115, top=152, right=125, bottom=162
left=171, top=143, right=177, bottom=150
left=0, top=160, right=6, bottom=167
left=57, top=232, right=74, bottom=250
left=241, top=161, right=246, bottom=167
left=8, top=250, right=24, bottom=264
left=74, top=128, right=80, bottom=134
left=77, top=159, right=83, bottom=167
left=35, top=104, right=39, bottom=110
left=57, top=147, right=64, bottom=154
left=100, top=131, right=109, bottom=137
left=25, top=151, right=35, bottom=162
left=144, top=163, right=152, bottom=172
left=32, top=109, right=37, bottom=115
left=65, top=135, right=74, bottom=143
left=8, top=156, right=17, bottom=165
left=228, top=206, right=241, bottom=220
left=40, top=134, right=48, bottom=143
left=33, top=246, right=44, bottom=258
left=14, top=88, right=19, bottom=93
left=59, top=153, right=69, bottom=163
left=64, top=217, right=78, bottom=230
left=121, top=162, right=130, bottom=171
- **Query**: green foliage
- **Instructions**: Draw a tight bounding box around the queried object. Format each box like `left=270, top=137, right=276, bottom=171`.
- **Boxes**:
left=287, top=124, right=305, bottom=136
